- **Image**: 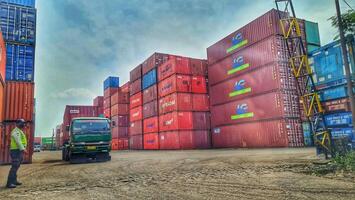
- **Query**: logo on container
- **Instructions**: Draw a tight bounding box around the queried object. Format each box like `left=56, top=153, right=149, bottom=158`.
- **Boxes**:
left=229, top=79, right=252, bottom=97
left=227, top=55, right=250, bottom=75
left=213, top=128, right=221, bottom=134
left=164, top=118, right=174, bottom=126
left=226, top=33, right=248, bottom=54
left=161, top=83, right=173, bottom=92
left=147, top=139, right=156, bottom=144
left=147, top=123, right=155, bottom=128
left=70, top=110, right=80, bottom=114
left=161, top=100, right=176, bottom=109
left=132, top=111, right=140, bottom=117
left=231, top=103, right=254, bottom=120
left=132, top=98, right=141, bottom=104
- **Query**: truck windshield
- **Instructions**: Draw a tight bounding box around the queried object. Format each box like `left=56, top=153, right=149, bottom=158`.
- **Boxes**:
left=72, top=120, right=110, bottom=135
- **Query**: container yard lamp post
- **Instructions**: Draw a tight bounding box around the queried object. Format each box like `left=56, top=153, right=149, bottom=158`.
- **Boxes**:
left=335, top=0, right=355, bottom=141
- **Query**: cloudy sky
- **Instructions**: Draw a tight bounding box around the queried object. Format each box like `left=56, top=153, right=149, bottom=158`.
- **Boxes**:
left=34, top=0, right=351, bottom=137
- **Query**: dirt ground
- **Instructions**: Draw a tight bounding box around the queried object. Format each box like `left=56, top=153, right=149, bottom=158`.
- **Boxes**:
left=0, top=148, right=354, bottom=200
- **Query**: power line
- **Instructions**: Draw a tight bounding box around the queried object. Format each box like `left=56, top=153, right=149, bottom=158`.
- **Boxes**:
left=342, top=0, right=355, bottom=11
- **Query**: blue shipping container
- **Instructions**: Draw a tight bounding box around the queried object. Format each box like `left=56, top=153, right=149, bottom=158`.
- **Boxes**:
left=331, top=127, right=354, bottom=140
left=325, top=112, right=352, bottom=127
left=103, top=76, right=119, bottom=90
left=0, top=3, right=36, bottom=44
left=319, top=84, right=355, bottom=101
left=142, top=68, right=157, bottom=90
left=1, top=0, right=35, bottom=7
left=310, top=36, right=355, bottom=86
left=5, top=42, right=34, bottom=81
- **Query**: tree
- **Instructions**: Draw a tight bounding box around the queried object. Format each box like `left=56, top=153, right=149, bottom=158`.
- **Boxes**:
left=329, top=9, right=355, bottom=39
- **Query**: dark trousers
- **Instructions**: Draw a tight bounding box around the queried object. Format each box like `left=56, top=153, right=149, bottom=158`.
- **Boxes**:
left=7, top=150, right=23, bottom=186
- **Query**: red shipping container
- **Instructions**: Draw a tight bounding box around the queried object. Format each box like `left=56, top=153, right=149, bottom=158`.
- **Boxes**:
left=112, top=127, right=128, bottom=139
left=111, top=92, right=129, bottom=105
left=158, top=56, right=191, bottom=81
left=159, top=131, right=180, bottom=149
left=208, top=36, right=288, bottom=86
left=190, top=58, right=207, bottom=76
left=192, top=94, right=210, bottom=112
left=130, top=92, right=142, bottom=109
left=103, top=98, right=110, bottom=109
left=119, top=82, right=130, bottom=93
left=4, top=81, right=34, bottom=121
left=210, top=63, right=296, bottom=106
left=193, top=130, right=211, bottom=149
left=129, top=120, right=143, bottom=136
left=111, top=104, right=129, bottom=116
left=0, top=79, right=4, bottom=122
left=93, top=96, right=104, bottom=107
left=130, top=106, right=143, bottom=122
left=143, top=84, right=158, bottom=104
left=211, top=119, right=303, bottom=148
left=207, top=9, right=289, bottom=65
left=111, top=139, right=119, bottom=150
left=179, top=131, right=211, bottom=149
left=0, top=122, right=34, bottom=164
left=0, top=32, right=6, bottom=81
left=192, top=112, right=210, bottom=130
left=143, top=116, right=159, bottom=133
left=211, top=90, right=300, bottom=127
left=130, top=135, right=143, bottom=150
left=191, top=76, right=208, bottom=94
left=159, top=112, right=193, bottom=132
left=104, top=87, right=118, bottom=98
left=104, top=108, right=111, bottom=118
left=142, top=53, right=169, bottom=75
left=158, top=93, right=192, bottom=115
left=34, top=137, right=41, bottom=144
left=130, top=64, right=142, bottom=82
left=322, top=98, right=350, bottom=112
left=143, top=133, right=159, bottom=150
left=63, top=105, right=99, bottom=126
left=118, top=138, right=129, bottom=150
left=130, top=78, right=142, bottom=96
left=158, top=74, right=191, bottom=98
left=143, top=100, right=158, bottom=119
left=111, top=115, right=129, bottom=127
left=97, top=107, right=104, bottom=116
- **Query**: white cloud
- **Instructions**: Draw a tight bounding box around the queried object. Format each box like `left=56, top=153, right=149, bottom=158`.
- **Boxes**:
left=51, top=88, right=95, bottom=99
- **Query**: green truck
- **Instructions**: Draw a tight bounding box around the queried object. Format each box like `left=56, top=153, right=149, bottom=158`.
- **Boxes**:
left=62, top=117, right=112, bottom=163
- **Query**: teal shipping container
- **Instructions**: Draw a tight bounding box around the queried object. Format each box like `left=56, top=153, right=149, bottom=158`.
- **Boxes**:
left=310, top=35, right=355, bottom=86
left=305, top=20, right=321, bottom=45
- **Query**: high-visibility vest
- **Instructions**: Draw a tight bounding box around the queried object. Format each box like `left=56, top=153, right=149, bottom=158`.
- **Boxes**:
left=10, top=127, right=27, bottom=150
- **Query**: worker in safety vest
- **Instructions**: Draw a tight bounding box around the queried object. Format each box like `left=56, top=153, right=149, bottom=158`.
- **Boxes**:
left=6, top=119, right=28, bottom=189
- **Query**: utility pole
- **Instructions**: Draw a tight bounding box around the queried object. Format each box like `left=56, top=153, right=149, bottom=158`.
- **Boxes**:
left=335, top=0, right=355, bottom=141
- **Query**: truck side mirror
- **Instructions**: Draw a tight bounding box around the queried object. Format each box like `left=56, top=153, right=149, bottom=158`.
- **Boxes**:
left=111, top=121, right=116, bottom=127
left=66, top=125, right=70, bottom=132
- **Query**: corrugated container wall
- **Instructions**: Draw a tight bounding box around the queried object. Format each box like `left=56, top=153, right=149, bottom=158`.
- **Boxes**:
left=142, top=68, right=157, bottom=90
left=0, top=3, right=36, bottom=44
left=0, top=30, right=6, bottom=80
left=142, top=52, right=169, bottom=75
left=4, top=81, right=34, bottom=121
left=0, top=122, right=34, bottom=164
left=5, top=43, right=35, bottom=81
left=93, top=96, right=104, bottom=107
left=0, top=0, right=35, bottom=7
left=103, top=76, right=119, bottom=90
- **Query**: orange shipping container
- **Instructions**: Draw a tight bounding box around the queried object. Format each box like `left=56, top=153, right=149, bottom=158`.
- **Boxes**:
left=0, top=78, right=5, bottom=122
left=0, top=31, right=6, bottom=80
left=4, top=81, right=35, bottom=121
left=0, top=122, right=34, bottom=164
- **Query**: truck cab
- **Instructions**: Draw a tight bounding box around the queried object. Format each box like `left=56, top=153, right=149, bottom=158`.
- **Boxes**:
left=62, top=117, right=112, bottom=163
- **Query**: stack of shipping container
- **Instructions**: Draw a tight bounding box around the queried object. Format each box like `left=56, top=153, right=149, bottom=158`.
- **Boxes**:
left=129, top=65, right=143, bottom=149
left=110, top=82, right=130, bottom=150
left=93, top=96, right=104, bottom=117
left=103, top=77, right=119, bottom=118
left=142, top=53, right=168, bottom=149
left=308, top=35, right=355, bottom=146
left=157, top=54, right=210, bottom=149
left=207, top=9, right=305, bottom=148
left=0, top=0, right=36, bottom=164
